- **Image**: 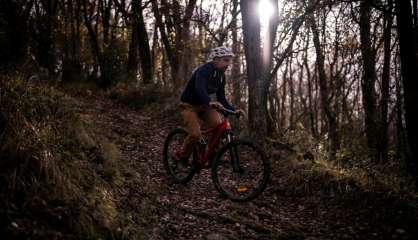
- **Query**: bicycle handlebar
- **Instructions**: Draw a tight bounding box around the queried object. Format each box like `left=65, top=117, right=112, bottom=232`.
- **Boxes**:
left=217, top=106, right=241, bottom=118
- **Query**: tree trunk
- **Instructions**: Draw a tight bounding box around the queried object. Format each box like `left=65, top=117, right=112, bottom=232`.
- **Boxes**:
left=359, top=0, right=378, bottom=159
left=173, top=0, right=197, bottom=90
left=395, top=64, right=408, bottom=163
left=280, top=60, right=289, bottom=132
left=127, top=12, right=139, bottom=79
left=378, top=0, right=393, bottom=162
left=151, top=0, right=176, bottom=83
left=231, top=0, right=241, bottom=129
left=100, top=0, right=112, bottom=46
left=289, top=60, right=295, bottom=129
left=134, top=0, right=153, bottom=84
left=309, top=14, right=339, bottom=160
left=0, top=0, right=33, bottom=66
left=240, top=0, right=267, bottom=139
left=62, top=0, right=82, bottom=82
left=33, top=0, right=58, bottom=74
left=82, top=0, right=111, bottom=88
left=151, top=0, right=196, bottom=90
left=303, top=32, right=317, bottom=138
left=395, top=0, right=418, bottom=183
left=231, top=0, right=241, bottom=109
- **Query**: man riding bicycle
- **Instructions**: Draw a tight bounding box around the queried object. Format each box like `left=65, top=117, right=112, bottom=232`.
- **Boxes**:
left=176, top=46, right=244, bottom=166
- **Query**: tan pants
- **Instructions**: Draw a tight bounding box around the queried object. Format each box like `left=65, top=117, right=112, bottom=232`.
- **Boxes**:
left=180, top=103, right=222, bottom=158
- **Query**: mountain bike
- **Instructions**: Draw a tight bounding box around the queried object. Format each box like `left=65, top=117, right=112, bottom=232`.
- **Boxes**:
left=162, top=107, right=271, bottom=202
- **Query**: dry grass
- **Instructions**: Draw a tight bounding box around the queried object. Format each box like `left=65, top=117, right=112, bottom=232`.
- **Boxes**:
left=267, top=123, right=417, bottom=200
left=267, top=125, right=418, bottom=222
left=0, top=75, right=124, bottom=238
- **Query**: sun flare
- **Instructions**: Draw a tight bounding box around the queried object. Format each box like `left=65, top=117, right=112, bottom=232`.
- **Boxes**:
left=258, top=0, right=274, bottom=27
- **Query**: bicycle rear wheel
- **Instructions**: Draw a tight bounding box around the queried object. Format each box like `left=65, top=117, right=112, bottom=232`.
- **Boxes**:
left=163, top=128, right=196, bottom=184
left=211, top=139, right=271, bottom=202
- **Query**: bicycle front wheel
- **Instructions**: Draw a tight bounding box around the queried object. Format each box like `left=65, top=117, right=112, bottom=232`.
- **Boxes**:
left=211, top=140, right=271, bottom=202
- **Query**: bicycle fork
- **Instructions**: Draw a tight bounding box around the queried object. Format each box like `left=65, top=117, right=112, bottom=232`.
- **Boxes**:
left=226, top=132, right=244, bottom=173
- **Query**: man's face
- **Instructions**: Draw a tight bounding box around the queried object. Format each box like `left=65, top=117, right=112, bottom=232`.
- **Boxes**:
left=214, top=56, right=233, bottom=71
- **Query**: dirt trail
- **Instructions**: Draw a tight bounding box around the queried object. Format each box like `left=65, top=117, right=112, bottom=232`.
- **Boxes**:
left=76, top=94, right=413, bottom=240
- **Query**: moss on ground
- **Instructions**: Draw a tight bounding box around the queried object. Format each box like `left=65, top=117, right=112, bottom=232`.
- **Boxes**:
left=0, top=75, right=125, bottom=239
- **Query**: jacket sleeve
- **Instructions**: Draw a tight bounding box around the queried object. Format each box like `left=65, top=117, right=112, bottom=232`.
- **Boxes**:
left=194, top=66, right=211, bottom=105
left=217, top=76, right=235, bottom=111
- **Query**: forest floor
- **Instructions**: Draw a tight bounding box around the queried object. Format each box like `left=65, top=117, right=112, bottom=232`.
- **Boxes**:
left=73, top=92, right=417, bottom=240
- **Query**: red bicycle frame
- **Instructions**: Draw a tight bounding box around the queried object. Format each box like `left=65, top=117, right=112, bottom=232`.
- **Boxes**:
left=197, top=115, right=233, bottom=167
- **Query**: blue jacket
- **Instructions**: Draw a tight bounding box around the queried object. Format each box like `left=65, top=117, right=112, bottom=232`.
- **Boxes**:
left=180, top=62, right=234, bottom=111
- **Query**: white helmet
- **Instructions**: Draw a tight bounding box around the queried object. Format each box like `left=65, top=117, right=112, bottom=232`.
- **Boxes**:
left=208, top=46, right=234, bottom=61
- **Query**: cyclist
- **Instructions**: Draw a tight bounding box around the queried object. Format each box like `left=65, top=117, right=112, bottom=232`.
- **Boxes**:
left=176, top=46, right=244, bottom=166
